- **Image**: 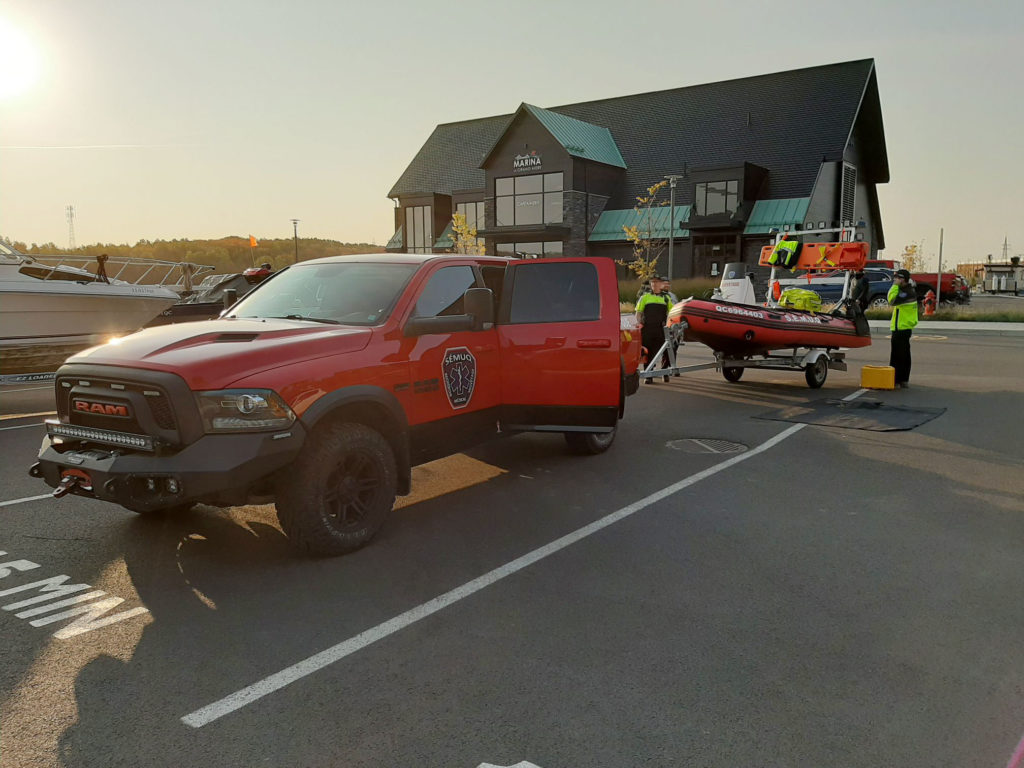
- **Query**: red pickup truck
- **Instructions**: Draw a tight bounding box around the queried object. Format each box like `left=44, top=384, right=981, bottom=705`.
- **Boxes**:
left=911, top=272, right=970, bottom=305
left=866, top=260, right=970, bottom=304
left=31, top=254, right=641, bottom=555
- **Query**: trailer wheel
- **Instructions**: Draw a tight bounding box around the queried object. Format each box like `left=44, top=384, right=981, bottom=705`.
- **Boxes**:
left=722, top=366, right=744, bottom=382
left=805, top=356, right=828, bottom=388
left=564, top=426, right=617, bottom=455
left=276, top=422, right=396, bottom=556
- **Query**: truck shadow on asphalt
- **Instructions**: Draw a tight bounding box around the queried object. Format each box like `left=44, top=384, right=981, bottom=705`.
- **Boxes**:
left=49, top=436, right=583, bottom=767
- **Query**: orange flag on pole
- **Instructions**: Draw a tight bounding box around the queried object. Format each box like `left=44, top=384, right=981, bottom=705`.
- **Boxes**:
left=249, top=235, right=258, bottom=248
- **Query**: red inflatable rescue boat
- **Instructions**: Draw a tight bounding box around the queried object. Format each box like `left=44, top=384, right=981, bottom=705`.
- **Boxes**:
left=668, top=298, right=871, bottom=356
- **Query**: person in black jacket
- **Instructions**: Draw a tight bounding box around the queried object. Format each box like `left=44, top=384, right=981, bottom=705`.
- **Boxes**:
left=852, top=269, right=871, bottom=311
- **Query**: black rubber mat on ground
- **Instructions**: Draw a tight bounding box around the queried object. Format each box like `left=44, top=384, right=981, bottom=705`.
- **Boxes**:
left=754, top=398, right=946, bottom=431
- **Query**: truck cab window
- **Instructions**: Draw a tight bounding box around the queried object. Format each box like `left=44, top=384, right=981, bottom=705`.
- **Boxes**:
left=507, top=262, right=600, bottom=324
left=413, top=265, right=476, bottom=318
left=479, top=265, right=506, bottom=307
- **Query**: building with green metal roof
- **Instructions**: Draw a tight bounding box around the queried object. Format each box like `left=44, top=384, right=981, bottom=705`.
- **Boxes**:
left=386, top=59, right=888, bottom=278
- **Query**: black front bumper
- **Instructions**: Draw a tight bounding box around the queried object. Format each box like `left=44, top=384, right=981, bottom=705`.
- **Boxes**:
left=34, top=425, right=307, bottom=512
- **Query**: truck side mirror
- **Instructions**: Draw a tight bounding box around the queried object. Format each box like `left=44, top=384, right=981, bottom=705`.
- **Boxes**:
left=464, top=287, right=494, bottom=330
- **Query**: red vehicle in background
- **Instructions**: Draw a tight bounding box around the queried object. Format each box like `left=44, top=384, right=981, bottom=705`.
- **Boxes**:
left=866, top=260, right=970, bottom=305
left=32, top=254, right=641, bottom=556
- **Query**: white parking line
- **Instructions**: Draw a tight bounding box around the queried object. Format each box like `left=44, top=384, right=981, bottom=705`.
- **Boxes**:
left=0, top=422, right=44, bottom=431
left=181, top=390, right=868, bottom=728
left=181, top=396, right=855, bottom=726
left=0, top=494, right=52, bottom=508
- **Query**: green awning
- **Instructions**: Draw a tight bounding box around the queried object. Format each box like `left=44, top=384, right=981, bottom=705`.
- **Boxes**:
left=433, top=221, right=454, bottom=250
left=743, top=198, right=811, bottom=235
left=523, top=104, right=626, bottom=169
left=588, top=205, right=691, bottom=242
left=385, top=224, right=403, bottom=250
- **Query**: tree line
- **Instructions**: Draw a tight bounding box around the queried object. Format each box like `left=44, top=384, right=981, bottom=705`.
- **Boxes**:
left=4, top=236, right=385, bottom=275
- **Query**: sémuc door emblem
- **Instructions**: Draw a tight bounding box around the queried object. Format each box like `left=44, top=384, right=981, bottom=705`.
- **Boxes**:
left=442, top=347, right=476, bottom=409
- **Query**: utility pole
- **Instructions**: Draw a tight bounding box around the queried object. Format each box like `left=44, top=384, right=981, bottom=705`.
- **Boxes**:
left=664, top=175, right=684, bottom=279
left=291, top=219, right=300, bottom=263
left=66, top=205, right=76, bottom=250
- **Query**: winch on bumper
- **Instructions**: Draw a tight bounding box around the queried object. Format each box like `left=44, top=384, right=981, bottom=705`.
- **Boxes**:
left=31, top=423, right=307, bottom=512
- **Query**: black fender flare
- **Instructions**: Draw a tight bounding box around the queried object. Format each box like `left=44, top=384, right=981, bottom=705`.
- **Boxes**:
left=299, top=386, right=412, bottom=495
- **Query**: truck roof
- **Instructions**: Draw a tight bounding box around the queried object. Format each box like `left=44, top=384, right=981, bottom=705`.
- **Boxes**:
left=296, top=253, right=516, bottom=267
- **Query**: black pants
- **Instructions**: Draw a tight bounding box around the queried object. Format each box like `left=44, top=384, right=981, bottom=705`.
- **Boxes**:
left=890, top=329, right=912, bottom=384
left=642, top=326, right=669, bottom=368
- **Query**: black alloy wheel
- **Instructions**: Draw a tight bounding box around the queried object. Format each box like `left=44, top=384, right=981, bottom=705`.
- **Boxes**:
left=324, top=452, right=384, bottom=529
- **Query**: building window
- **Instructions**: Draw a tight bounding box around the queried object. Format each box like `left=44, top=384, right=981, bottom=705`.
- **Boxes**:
left=693, top=180, right=739, bottom=216
left=405, top=205, right=432, bottom=253
left=455, top=201, right=486, bottom=248
left=495, top=241, right=563, bottom=259
left=495, top=173, right=563, bottom=226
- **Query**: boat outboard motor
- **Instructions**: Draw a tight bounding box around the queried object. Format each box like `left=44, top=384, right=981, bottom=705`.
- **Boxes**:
left=718, top=262, right=757, bottom=305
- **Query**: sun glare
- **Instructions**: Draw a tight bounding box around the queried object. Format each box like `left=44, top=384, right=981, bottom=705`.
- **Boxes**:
left=0, top=18, right=42, bottom=100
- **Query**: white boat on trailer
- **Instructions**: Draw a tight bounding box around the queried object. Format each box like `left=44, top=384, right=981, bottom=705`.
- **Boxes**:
left=0, top=241, right=214, bottom=371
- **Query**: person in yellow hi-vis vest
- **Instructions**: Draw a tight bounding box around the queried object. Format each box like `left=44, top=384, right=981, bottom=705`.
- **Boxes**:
left=635, top=275, right=673, bottom=383
left=887, top=269, right=919, bottom=388
left=768, top=235, right=799, bottom=268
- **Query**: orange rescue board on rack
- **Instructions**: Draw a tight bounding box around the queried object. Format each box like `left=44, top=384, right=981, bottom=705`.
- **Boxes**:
left=759, top=241, right=870, bottom=271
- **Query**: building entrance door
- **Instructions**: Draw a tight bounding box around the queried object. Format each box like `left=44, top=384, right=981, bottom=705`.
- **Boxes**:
left=692, top=234, right=739, bottom=278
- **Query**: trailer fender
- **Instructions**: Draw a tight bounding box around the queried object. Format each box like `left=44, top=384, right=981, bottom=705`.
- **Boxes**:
left=800, top=349, right=830, bottom=368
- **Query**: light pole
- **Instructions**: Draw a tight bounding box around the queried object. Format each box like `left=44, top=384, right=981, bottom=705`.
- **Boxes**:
left=664, top=175, right=685, bottom=279
left=290, top=219, right=300, bottom=263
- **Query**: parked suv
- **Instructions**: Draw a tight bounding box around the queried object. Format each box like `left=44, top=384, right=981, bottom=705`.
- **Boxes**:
left=777, top=267, right=893, bottom=308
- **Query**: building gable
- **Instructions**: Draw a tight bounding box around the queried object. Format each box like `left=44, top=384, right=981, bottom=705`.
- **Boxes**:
left=388, top=59, right=884, bottom=207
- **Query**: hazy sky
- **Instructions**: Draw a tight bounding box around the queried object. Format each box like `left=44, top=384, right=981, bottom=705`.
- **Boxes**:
left=1, top=0, right=1021, bottom=268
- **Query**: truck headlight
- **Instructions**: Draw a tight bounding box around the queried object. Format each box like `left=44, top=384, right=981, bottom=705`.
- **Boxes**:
left=195, top=389, right=295, bottom=433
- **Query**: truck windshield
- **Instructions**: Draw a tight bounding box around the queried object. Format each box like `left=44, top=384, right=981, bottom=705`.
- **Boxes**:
left=230, top=262, right=418, bottom=326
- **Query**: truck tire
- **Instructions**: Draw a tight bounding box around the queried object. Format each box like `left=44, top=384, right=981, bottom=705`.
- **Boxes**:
left=564, top=426, right=617, bottom=455
left=276, top=422, right=397, bottom=556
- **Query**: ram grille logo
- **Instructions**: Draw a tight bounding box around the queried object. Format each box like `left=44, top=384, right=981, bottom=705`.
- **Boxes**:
left=442, top=347, right=476, bottom=409
left=73, top=399, right=131, bottom=418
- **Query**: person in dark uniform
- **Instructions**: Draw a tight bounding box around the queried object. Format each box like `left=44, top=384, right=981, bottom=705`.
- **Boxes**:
left=852, top=269, right=871, bottom=311
left=635, top=275, right=673, bottom=384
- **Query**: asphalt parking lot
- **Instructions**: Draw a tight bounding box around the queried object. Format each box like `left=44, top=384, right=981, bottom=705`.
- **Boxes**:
left=1, top=329, right=1023, bottom=768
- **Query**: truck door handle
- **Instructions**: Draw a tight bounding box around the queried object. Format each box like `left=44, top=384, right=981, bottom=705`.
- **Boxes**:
left=544, top=337, right=566, bottom=347
left=577, top=338, right=611, bottom=348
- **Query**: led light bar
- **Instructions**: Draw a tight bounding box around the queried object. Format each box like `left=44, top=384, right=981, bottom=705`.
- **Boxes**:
left=46, top=420, right=154, bottom=452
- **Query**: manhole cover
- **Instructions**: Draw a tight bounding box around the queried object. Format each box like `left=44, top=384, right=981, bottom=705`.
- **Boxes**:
left=666, top=438, right=748, bottom=454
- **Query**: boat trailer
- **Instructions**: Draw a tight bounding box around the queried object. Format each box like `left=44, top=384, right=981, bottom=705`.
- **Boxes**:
left=637, top=320, right=847, bottom=389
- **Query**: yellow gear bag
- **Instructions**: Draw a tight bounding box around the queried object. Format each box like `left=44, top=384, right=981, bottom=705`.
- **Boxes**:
left=778, top=288, right=822, bottom=312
